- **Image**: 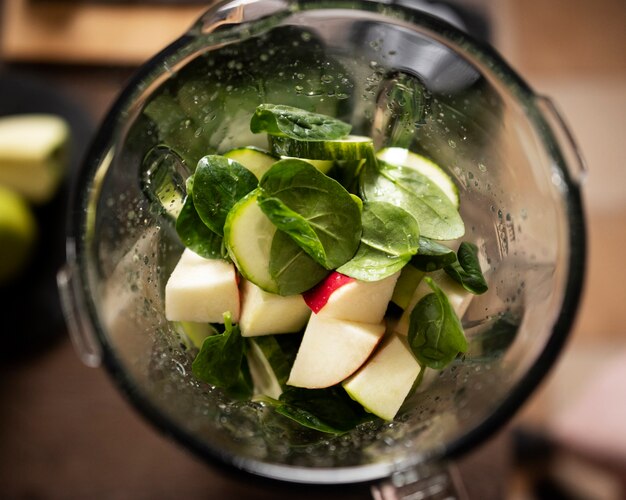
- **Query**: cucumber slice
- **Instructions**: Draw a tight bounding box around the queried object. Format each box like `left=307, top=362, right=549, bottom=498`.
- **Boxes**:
left=223, top=146, right=278, bottom=180
left=269, top=135, right=374, bottom=161
left=376, top=147, right=459, bottom=208
left=223, top=190, right=279, bottom=293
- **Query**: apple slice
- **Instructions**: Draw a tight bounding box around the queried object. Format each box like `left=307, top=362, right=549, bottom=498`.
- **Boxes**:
left=239, top=279, right=311, bottom=337
left=165, top=248, right=240, bottom=323
left=393, top=269, right=472, bottom=336
left=303, top=271, right=400, bottom=324
left=343, top=333, right=421, bottom=421
left=287, top=314, right=385, bottom=389
left=390, top=264, right=425, bottom=310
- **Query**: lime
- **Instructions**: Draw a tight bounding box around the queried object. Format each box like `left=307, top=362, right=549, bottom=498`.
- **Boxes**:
left=0, top=186, right=37, bottom=284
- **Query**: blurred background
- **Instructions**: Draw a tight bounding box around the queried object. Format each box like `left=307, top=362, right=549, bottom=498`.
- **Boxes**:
left=0, top=0, right=624, bottom=498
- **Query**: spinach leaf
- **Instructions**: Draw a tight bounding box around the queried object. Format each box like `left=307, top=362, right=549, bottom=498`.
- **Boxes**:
left=192, top=312, right=252, bottom=399
left=265, top=386, right=376, bottom=434
left=269, top=230, right=329, bottom=295
left=337, top=201, right=420, bottom=281
left=361, top=160, right=464, bottom=241
left=176, top=176, right=225, bottom=259
left=192, top=155, right=258, bottom=236
left=410, top=237, right=457, bottom=272
left=408, top=277, right=468, bottom=369
left=250, top=103, right=351, bottom=140
left=258, top=159, right=362, bottom=270
left=444, top=242, right=488, bottom=294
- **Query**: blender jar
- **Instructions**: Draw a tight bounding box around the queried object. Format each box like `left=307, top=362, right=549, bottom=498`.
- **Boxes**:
left=58, top=0, right=586, bottom=495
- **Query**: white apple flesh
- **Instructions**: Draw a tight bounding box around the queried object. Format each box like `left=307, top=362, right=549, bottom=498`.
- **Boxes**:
left=287, top=314, right=385, bottom=389
left=165, top=248, right=240, bottom=323
left=239, top=279, right=311, bottom=337
left=303, top=271, right=400, bottom=324
left=343, top=333, right=421, bottom=421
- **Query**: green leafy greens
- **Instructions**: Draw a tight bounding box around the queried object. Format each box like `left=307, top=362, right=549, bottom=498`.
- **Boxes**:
left=337, top=201, right=420, bottom=281
left=192, top=312, right=252, bottom=400
left=361, top=160, right=465, bottom=241
left=444, top=242, right=488, bottom=294
left=269, top=230, right=330, bottom=295
left=264, top=386, right=375, bottom=434
left=175, top=176, right=225, bottom=259
left=408, top=277, right=468, bottom=369
left=192, top=155, right=258, bottom=236
left=250, top=103, right=351, bottom=141
left=258, top=159, right=362, bottom=269
left=410, top=237, right=457, bottom=272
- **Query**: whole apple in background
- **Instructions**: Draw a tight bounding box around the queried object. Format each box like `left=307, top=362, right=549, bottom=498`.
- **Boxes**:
left=343, top=333, right=421, bottom=421
left=165, top=248, right=240, bottom=323
left=303, top=271, right=400, bottom=324
left=239, top=279, right=311, bottom=337
left=287, top=314, right=386, bottom=389
left=0, top=186, right=37, bottom=284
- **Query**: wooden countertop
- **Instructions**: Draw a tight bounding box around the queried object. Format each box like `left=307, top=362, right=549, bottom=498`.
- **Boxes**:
left=1, top=0, right=207, bottom=65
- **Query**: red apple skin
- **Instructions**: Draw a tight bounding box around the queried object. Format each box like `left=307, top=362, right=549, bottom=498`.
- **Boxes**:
left=302, top=272, right=355, bottom=313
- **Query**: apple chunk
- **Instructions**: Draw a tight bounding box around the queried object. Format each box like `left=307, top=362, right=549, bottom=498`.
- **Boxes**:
left=239, top=279, right=311, bottom=337
left=303, top=271, right=400, bottom=324
left=287, top=315, right=385, bottom=389
left=165, top=248, right=240, bottom=323
left=343, top=333, right=421, bottom=421
left=393, top=269, right=472, bottom=336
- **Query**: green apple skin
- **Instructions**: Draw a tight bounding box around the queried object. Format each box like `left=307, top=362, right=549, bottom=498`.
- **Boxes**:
left=343, top=333, right=420, bottom=421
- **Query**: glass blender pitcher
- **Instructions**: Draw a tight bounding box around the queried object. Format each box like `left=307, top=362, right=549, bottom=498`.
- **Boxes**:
left=57, top=0, right=587, bottom=496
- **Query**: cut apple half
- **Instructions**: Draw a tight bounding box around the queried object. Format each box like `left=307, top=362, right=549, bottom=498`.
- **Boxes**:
left=287, top=314, right=385, bottom=389
left=343, top=333, right=421, bottom=421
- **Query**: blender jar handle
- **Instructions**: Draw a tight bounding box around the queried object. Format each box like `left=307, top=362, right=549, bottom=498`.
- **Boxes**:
left=535, top=95, right=588, bottom=185
left=371, top=461, right=468, bottom=500
left=57, top=260, right=102, bottom=368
